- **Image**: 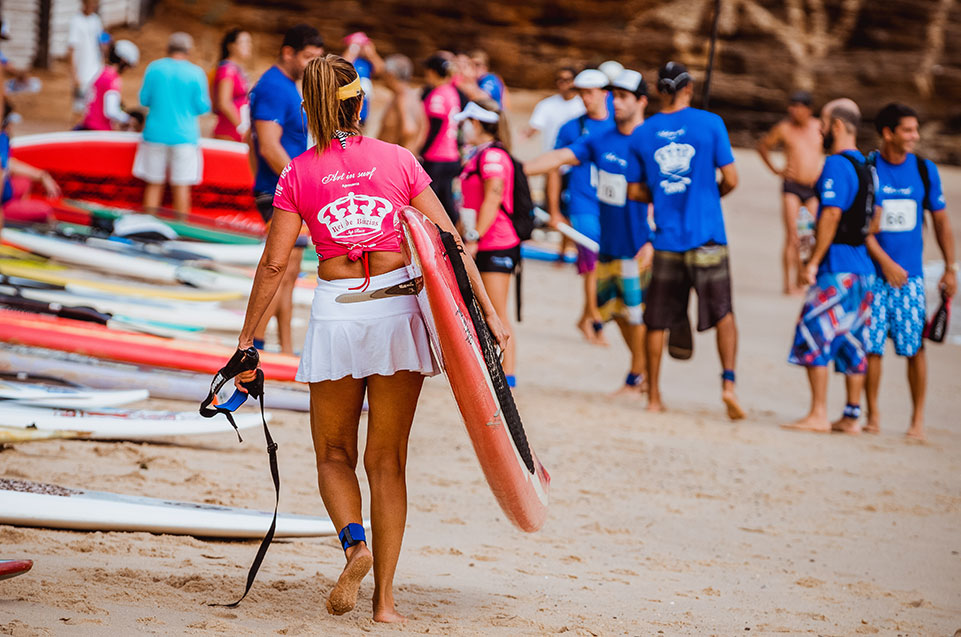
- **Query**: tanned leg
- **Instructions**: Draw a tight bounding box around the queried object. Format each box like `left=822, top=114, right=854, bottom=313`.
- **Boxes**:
left=831, top=374, right=864, bottom=434
left=715, top=312, right=745, bottom=419
left=782, top=366, right=831, bottom=432
left=905, top=349, right=927, bottom=440
left=864, top=354, right=882, bottom=434
left=646, top=328, right=666, bottom=412
left=782, top=193, right=801, bottom=295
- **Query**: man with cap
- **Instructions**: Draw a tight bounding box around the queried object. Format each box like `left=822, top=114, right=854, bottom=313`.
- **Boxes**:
left=550, top=68, right=615, bottom=345
left=627, top=61, right=744, bottom=419
left=863, top=102, right=956, bottom=440
left=525, top=69, right=652, bottom=395
left=420, top=53, right=465, bottom=224
left=783, top=98, right=876, bottom=435
left=758, top=90, right=824, bottom=295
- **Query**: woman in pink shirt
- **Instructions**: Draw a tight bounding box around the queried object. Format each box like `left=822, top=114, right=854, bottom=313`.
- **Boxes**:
left=456, top=101, right=520, bottom=384
left=234, top=55, right=506, bottom=624
left=79, top=40, right=139, bottom=131
left=211, top=28, right=251, bottom=142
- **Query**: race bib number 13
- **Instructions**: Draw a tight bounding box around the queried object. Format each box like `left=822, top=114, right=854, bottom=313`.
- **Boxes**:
left=879, top=198, right=917, bottom=233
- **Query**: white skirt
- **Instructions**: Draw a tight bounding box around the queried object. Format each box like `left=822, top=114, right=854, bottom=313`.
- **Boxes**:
left=296, top=267, right=439, bottom=383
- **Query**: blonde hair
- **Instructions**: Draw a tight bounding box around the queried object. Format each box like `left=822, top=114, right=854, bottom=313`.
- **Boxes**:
left=302, top=54, right=363, bottom=153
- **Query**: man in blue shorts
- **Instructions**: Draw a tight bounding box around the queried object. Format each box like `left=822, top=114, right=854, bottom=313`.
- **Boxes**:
left=552, top=69, right=614, bottom=344
left=525, top=69, right=652, bottom=395
left=864, top=102, right=956, bottom=440
left=784, top=98, right=876, bottom=434
left=627, top=62, right=744, bottom=419
left=248, top=24, right=324, bottom=353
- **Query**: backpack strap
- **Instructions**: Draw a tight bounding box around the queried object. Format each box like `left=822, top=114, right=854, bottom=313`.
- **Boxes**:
left=915, top=154, right=932, bottom=212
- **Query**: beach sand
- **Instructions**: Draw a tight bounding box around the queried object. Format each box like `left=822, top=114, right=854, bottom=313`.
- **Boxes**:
left=3, top=109, right=961, bottom=633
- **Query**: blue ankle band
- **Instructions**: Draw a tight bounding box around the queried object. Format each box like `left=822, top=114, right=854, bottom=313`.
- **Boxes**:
left=252, top=338, right=265, bottom=351
left=626, top=372, right=643, bottom=387
left=592, top=321, right=604, bottom=333
left=338, top=523, right=366, bottom=552
left=842, top=404, right=861, bottom=419
left=721, top=370, right=736, bottom=383
left=505, top=375, right=516, bottom=388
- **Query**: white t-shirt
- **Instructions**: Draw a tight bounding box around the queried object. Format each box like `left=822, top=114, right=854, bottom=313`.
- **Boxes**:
left=528, top=93, right=586, bottom=152
left=68, top=12, right=104, bottom=90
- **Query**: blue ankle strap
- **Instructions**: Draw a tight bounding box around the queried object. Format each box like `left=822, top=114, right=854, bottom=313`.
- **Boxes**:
left=592, top=321, right=604, bottom=333
left=721, top=369, right=736, bottom=383
left=626, top=372, right=643, bottom=387
left=338, top=523, right=366, bottom=552
left=842, top=403, right=861, bottom=419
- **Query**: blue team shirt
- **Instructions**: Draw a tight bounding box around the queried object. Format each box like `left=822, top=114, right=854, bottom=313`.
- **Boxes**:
left=353, top=57, right=372, bottom=122
left=249, top=66, right=308, bottom=194
left=554, top=113, right=615, bottom=237
left=628, top=107, right=734, bottom=252
left=478, top=73, right=504, bottom=107
left=872, top=152, right=946, bottom=278
left=139, top=58, right=211, bottom=145
left=569, top=126, right=651, bottom=258
left=0, top=131, right=11, bottom=203
left=815, top=150, right=875, bottom=275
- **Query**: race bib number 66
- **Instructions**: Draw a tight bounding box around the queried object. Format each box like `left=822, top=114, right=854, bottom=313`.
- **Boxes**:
left=879, top=198, right=917, bottom=233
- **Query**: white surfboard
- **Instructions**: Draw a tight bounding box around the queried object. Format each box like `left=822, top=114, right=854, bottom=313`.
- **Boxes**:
left=0, top=478, right=336, bottom=538
left=0, top=374, right=148, bottom=408
left=533, top=207, right=600, bottom=253
left=0, top=404, right=268, bottom=439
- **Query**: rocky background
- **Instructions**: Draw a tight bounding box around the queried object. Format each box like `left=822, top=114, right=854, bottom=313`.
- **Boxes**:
left=150, top=0, right=961, bottom=162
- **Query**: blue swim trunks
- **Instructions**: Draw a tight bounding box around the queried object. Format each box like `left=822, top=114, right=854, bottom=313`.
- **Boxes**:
left=788, top=273, right=874, bottom=374
left=866, top=276, right=925, bottom=358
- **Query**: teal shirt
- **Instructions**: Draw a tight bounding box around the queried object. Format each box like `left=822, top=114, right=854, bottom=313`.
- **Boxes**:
left=140, top=58, right=211, bottom=145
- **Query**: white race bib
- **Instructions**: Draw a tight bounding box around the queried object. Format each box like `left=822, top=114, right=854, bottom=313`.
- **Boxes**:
left=597, top=170, right=627, bottom=207
left=879, top=199, right=917, bottom=233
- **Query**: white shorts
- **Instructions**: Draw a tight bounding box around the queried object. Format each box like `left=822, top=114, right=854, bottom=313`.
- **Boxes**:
left=296, top=267, right=439, bottom=383
left=132, top=141, right=203, bottom=186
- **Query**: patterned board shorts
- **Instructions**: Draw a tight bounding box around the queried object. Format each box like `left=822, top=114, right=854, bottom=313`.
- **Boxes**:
left=596, top=256, right=651, bottom=326
left=867, top=276, right=926, bottom=358
left=788, top=273, right=874, bottom=374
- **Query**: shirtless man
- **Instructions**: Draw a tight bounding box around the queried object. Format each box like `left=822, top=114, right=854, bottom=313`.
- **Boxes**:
left=758, top=91, right=823, bottom=295
left=378, top=54, right=425, bottom=153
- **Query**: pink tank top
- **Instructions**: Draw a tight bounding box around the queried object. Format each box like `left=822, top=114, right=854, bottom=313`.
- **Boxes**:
left=273, top=136, right=432, bottom=264
left=212, top=60, right=249, bottom=141
left=459, top=144, right=519, bottom=251
left=422, top=83, right=460, bottom=162
left=81, top=66, right=120, bottom=131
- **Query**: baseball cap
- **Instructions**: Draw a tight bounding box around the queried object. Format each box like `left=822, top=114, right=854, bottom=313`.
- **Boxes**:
left=789, top=90, right=813, bottom=106
left=657, top=61, right=692, bottom=93
left=168, top=31, right=194, bottom=54
left=453, top=101, right=499, bottom=124
left=344, top=31, right=370, bottom=47
left=599, top=60, right=624, bottom=83
left=114, top=40, right=140, bottom=66
left=606, top=69, right=647, bottom=97
left=573, top=69, right=608, bottom=90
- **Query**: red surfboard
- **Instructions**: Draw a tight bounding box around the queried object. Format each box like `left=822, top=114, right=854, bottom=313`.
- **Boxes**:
left=400, top=207, right=549, bottom=532
left=10, top=131, right=265, bottom=234
left=0, top=560, right=33, bottom=581
left=0, top=309, right=298, bottom=381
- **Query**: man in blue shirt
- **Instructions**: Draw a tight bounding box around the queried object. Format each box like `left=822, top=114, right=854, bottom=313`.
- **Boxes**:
left=248, top=24, right=324, bottom=354
left=551, top=69, right=614, bottom=344
left=470, top=49, right=507, bottom=108
left=784, top=98, right=876, bottom=434
left=133, top=32, right=210, bottom=217
left=524, top=69, right=652, bottom=395
left=864, top=102, right=956, bottom=440
left=626, top=62, right=743, bottom=419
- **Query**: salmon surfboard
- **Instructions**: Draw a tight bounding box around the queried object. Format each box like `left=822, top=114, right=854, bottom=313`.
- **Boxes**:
left=400, top=207, right=549, bottom=532
left=0, top=559, right=33, bottom=581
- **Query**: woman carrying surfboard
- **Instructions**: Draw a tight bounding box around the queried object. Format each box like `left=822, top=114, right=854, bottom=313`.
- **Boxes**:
left=233, top=54, right=507, bottom=623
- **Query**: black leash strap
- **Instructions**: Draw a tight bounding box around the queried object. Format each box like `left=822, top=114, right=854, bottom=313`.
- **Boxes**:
left=199, top=347, right=280, bottom=607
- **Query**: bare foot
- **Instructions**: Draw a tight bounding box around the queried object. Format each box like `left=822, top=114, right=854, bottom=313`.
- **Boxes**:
left=781, top=414, right=831, bottom=433
left=905, top=425, right=926, bottom=441
left=326, top=544, right=373, bottom=616
left=577, top=318, right=596, bottom=343
left=831, top=417, right=861, bottom=435
left=646, top=397, right=666, bottom=412
left=373, top=607, right=408, bottom=624
left=592, top=328, right=609, bottom=347
left=611, top=383, right=645, bottom=399
left=721, top=388, right=745, bottom=420
left=863, top=416, right=880, bottom=435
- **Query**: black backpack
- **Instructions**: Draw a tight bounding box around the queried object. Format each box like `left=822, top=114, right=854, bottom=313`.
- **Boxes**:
left=468, top=141, right=535, bottom=242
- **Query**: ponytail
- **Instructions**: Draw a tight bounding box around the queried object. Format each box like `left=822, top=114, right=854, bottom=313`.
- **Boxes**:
left=302, top=54, right=364, bottom=153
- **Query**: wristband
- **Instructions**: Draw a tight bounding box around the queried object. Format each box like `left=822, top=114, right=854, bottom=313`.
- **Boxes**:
left=950, top=263, right=959, bottom=273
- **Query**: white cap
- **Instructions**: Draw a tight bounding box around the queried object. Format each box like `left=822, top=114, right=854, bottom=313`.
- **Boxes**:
left=453, top=101, right=500, bottom=124
left=573, top=69, right=608, bottom=90
left=599, top=60, right=624, bottom=83
left=606, top=69, right=646, bottom=95
left=114, top=40, right=140, bottom=66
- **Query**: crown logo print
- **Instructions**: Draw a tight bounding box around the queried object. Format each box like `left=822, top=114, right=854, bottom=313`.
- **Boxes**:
left=654, top=142, right=696, bottom=177
left=318, top=192, right=393, bottom=239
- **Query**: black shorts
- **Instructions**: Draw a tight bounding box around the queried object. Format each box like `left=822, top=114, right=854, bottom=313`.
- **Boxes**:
left=476, top=245, right=521, bottom=274
left=255, top=190, right=308, bottom=247
left=782, top=179, right=817, bottom=202
left=421, top=160, right=461, bottom=224
left=643, top=244, right=733, bottom=332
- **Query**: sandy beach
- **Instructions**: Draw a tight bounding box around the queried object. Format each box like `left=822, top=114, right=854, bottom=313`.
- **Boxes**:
left=2, top=108, right=961, bottom=633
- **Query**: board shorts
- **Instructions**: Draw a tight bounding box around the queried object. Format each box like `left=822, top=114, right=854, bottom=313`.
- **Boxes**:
left=255, top=191, right=308, bottom=247
left=788, top=272, right=874, bottom=374
left=421, top=160, right=461, bottom=224
left=643, top=244, right=733, bottom=332
left=133, top=142, right=202, bottom=186
left=783, top=179, right=817, bottom=202
left=867, top=276, right=925, bottom=358
left=476, top=244, right=521, bottom=274
left=297, top=267, right=439, bottom=383
left=596, top=255, right=651, bottom=325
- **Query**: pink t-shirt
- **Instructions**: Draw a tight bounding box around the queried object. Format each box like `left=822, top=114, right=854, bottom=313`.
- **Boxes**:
left=460, top=144, right=519, bottom=251
left=273, top=136, right=432, bottom=261
left=81, top=66, right=120, bottom=131
left=212, top=60, right=249, bottom=141
left=422, top=83, right=460, bottom=162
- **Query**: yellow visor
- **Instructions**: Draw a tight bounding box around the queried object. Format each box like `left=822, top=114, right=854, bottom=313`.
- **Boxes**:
left=337, top=77, right=364, bottom=101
